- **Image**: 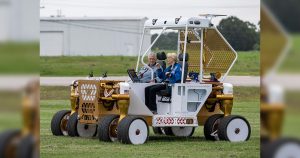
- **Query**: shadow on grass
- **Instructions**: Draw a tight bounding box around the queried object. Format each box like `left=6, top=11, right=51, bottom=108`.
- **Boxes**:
left=148, top=135, right=206, bottom=142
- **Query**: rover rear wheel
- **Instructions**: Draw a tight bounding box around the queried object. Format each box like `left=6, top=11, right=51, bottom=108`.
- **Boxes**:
left=218, top=115, right=251, bottom=142
left=162, top=127, right=174, bottom=136
left=204, top=114, right=223, bottom=141
left=98, top=115, right=119, bottom=142
left=152, top=127, right=163, bottom=135
left=117, top=116, right=149, bottom=145
left=77, top=123, right=97, bottom=138
left=51, top=110, right=71, bottom=136
left=171, top=127, right=195, bottom=137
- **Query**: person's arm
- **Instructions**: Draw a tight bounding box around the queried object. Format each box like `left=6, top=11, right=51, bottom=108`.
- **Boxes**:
left=174, top=64, right=182, bottom=82
left=157, top=66, right=167, bottom=80
left=169, top=64, right=182, bottom=83
left=137, top=67, right=144, bottom=79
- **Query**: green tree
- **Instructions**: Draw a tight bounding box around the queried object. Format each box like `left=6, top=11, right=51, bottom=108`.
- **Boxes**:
left=151, top=32, right=178, bottom=50
left=264, top=0, right=300, bottom=32
left=217, top=16, right=260, bottom=51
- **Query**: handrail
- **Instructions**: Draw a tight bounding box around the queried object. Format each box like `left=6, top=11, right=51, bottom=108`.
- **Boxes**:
left=135, top=28, right=146, bottom=72
left=141, top=27, right=166, bottom=80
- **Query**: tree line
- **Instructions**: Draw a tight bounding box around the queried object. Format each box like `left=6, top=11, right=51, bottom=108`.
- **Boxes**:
left=264, top=0, right=300, bottom=33
left=151, top=16, right=260, bottom=51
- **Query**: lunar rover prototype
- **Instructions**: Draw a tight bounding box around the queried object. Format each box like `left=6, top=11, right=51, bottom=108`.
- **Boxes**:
left=51, top=15, right=251, bottom=144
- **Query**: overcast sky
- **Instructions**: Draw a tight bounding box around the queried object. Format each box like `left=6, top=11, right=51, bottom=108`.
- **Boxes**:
left=40, top=0, right=260, bottom=25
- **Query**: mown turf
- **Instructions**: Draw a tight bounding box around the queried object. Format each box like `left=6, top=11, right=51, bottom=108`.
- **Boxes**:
left=0, top=42, right=39, bottom=74
left=40, top=86, right=260, bottom=158
left=40, top=51, right=259, bottom=76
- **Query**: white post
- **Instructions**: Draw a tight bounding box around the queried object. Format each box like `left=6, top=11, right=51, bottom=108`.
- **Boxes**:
left=181, top=24, right=188, bottom=84
left=177, top=31, right=181, bottom=55
left=200, top=29, right=204, bottom=83
left=135, top=28, right=146, bottom=72
left=141, top=28, right=166, bottom=80
left=180, top=24, right=188, bottom=113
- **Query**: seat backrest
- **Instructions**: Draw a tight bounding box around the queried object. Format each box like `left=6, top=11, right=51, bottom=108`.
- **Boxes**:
left=178, top=53, right=189, bottom=83
left=156, top=52, right=167, bottom=70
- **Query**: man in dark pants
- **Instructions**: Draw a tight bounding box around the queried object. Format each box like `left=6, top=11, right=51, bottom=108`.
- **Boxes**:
left=145, top=84, right=166, bottom=112
left=145, top=53, right=182, bottom=113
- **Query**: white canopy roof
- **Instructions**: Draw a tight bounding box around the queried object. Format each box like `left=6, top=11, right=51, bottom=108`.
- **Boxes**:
left=144, top=17, right=212, bottom=29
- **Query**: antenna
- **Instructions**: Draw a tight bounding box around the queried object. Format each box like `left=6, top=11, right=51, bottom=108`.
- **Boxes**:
left=57, top=9, right=63, bottom=17
left=198, top=14, right=227, bottom=23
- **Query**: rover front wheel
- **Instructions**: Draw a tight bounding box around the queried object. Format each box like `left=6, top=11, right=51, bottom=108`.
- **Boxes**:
left=117, top=116, right=149, bottom=145
left=218, top=115, right=251, bottom=142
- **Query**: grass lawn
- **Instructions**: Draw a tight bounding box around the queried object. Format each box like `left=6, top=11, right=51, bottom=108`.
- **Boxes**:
left=0, top=42, right=39, bottom=74
left=40, top=51, right=259, bottom=76
left=40, top=86, right=260, bottom=158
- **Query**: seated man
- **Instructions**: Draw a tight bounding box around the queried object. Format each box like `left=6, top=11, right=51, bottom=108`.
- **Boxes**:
left=145, top=53, right=182, bottom=113
left=137, top=52, right=162, bottom=83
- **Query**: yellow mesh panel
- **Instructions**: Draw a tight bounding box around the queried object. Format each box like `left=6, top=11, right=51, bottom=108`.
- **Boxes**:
left=179, top=29, right=236, bottom=76
left=180, top=31, right=201, bottom=73
left=202, top=28, right=237, bottom=75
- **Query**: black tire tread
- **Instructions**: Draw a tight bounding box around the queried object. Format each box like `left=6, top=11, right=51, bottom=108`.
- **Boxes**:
left=51, top=110, right=71, bottom=136
left=0, top=129, right=21, bottom=158
left=204, top=114, right=223, bottom=140
left=16, top=134, right=36, bottom=158
left=152, top=127, right=163, bottom=135
left=98, top=114, right=119, bottom=142
left=188, top=127, right=195, bottom=137
left=67, top=112, right=79, bottom=137
left=261, top=138, right=300, bottom=158
left=162, top=127, right=174, bottom=136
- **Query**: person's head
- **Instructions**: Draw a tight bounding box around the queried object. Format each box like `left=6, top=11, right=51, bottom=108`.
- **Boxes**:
left=148, top=52, right=157, bottom=66
left=167, top=53, right=177, bottom=65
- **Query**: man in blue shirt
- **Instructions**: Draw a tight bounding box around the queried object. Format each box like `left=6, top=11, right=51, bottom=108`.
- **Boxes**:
left=145, top=53, right=182, bottom=113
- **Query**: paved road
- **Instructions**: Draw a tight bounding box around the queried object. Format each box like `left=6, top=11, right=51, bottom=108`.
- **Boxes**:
left=40, top=76, right=260, bottom=87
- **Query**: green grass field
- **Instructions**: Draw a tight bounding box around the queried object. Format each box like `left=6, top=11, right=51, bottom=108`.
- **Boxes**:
left=40, top=51, right=259, bottom=76
left=0, top=42, right=39, bottom=74
left=40, top=86, right=260, bottom=158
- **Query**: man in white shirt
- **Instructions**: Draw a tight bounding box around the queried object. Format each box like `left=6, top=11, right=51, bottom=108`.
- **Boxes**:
left=137, top=52, right=162, bottom=83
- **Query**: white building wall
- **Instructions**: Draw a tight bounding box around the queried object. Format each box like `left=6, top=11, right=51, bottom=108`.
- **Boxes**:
left=0, top=0, right=39, bottom=42
left=0, top=3, right=10, bottom=41
left=40, top=17, right=151, bottom=56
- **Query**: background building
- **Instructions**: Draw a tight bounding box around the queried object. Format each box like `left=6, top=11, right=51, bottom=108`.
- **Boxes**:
left=0, top=0, right=39, bottom=42
left=40, top=17, right=151, bottom=56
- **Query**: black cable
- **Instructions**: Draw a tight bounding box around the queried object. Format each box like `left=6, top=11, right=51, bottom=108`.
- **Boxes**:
left=43, top=20, right=143, bottom=35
